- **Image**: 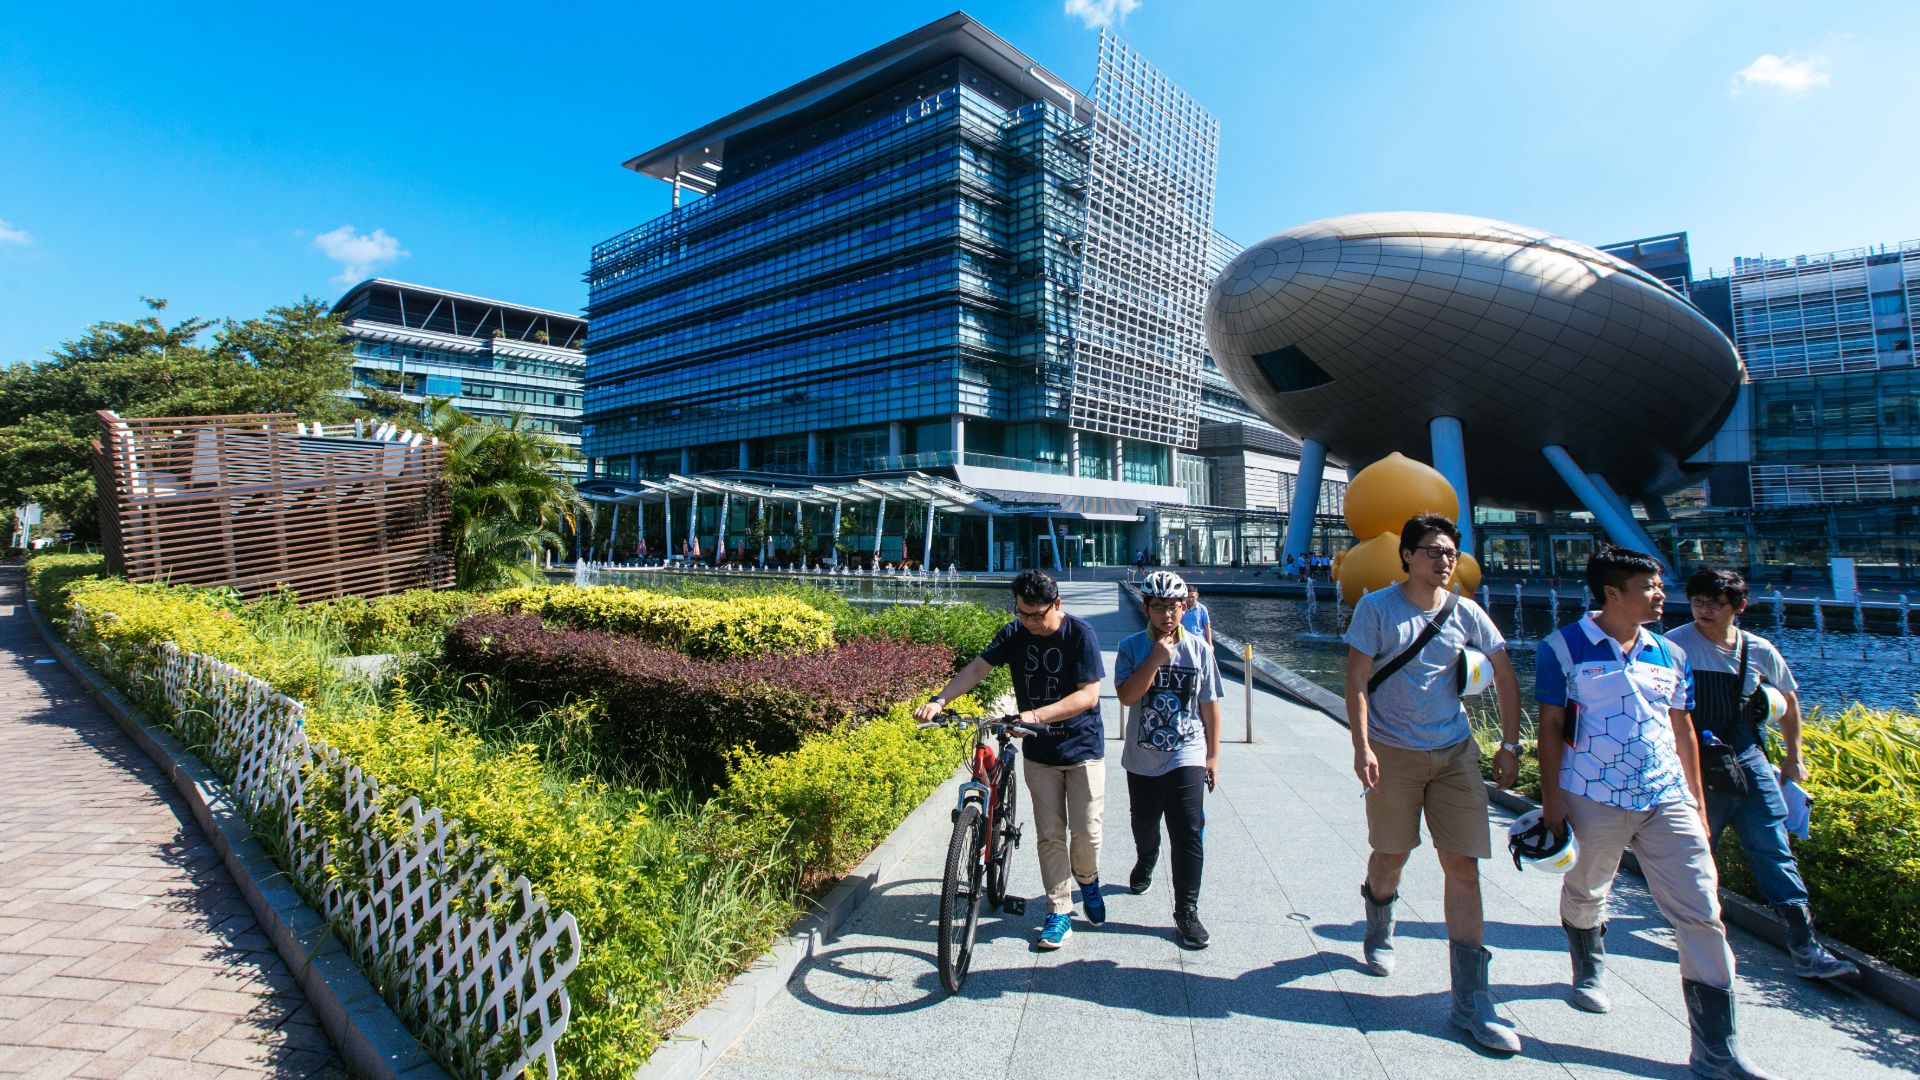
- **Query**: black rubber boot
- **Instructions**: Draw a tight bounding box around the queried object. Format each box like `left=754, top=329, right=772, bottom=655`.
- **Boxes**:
left=1361, top=883, right=1396, bottom=976
left=1448, top=942, right=1521, bottom=1054
left=1684, top=979, right=1778, bottom=1079
left=1774, top=902, right=1859, bottom=981
left=1563, top=921, right=1611, bottom=1013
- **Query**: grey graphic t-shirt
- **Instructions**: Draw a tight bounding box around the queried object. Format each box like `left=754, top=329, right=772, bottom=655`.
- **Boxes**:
left=1116, top=628, right=1223, bottom=777
left=1343, top=586, right=1505, bottom=751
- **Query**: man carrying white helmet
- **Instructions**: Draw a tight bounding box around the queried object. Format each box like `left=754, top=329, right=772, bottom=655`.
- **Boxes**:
left=1116, top=571, right=1222, bottom=947
left=1666, top=568, right=1857, bottom=982
left=1343, top=514, right=1526, bottom=1055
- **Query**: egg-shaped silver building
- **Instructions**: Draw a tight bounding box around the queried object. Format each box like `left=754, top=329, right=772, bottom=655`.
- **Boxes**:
left=1205, top=211, right=1743, bottom=561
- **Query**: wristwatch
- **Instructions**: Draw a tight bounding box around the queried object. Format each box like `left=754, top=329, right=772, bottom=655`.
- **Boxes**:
left=1499, top=741, right=1521, bottom=755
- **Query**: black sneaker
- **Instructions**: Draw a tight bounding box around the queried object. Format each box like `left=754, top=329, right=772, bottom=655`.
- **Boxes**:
left=1175, top=907, right=1210, bottom=949
left=1129, top=861, right=1154, bottom=895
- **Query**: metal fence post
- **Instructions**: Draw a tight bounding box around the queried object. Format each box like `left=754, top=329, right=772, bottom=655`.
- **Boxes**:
left=1243, top=641, right=1254, bottom=743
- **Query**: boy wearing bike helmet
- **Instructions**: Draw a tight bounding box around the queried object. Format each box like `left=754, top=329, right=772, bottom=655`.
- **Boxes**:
left=915, top=569, right=1107, bottom=950
left=1665, top=568, right=1856, bottom=982
left=1537, top=546, right=1774, bottom=1079
left=1116, top=571, right=1223, bottom=947
left=1344, top=513, right=1524, bottom=1054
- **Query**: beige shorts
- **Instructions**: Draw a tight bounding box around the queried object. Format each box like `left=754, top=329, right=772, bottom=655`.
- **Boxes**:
left=1367, top=737, right=1491, bottom=858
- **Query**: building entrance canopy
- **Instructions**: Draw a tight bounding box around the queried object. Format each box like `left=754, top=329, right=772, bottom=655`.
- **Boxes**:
left=577, top=471, right=1141, bottom=521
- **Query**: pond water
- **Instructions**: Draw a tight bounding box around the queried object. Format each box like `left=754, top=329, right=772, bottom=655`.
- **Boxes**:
left=1202, top=593, right=1920, bottom=717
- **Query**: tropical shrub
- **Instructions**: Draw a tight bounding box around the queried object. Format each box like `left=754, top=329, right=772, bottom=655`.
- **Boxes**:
left=1793, top=704, right=1920, bottom=798
left=443, top=614, right=952, bottom=787
left=719, top=702, right=969, bottom=889
left=849, top=600, right=1012, bottom=706
left=24, top=552, right=107, bottom=625
left=493, top=585, right=834, bottom=660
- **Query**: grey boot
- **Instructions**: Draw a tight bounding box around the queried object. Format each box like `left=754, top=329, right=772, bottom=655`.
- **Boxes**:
left=1449, top=941, right=1522, bottom=1054
left=1361, top=883, right=1396, bottom=976
left=1775, top=902, right=1860, bottom=981
left=1684, top=979, right=1778, bottom=1080
left=1563, top=921, right=1612, bottom=1013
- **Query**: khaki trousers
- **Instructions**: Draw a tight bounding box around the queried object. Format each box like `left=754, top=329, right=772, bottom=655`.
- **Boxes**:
left=1023, top=757, right=1105, bottom=914
left=1560, top=791, right=1735, bottom=989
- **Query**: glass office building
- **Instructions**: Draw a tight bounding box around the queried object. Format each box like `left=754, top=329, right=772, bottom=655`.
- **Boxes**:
left=582, top=14, right=1219, bottom=569
left=334, top=279, right=586, bottom=473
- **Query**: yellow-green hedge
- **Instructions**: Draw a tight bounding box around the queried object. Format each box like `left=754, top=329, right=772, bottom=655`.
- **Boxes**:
left=493, top=585, right=835, bottom=659
left=24, top=552, right=107, bottom=625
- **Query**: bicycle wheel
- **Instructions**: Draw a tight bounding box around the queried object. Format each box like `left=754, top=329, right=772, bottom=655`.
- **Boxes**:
left=938, top=803, right=986, bottom=993
left=985, top=771, right=1018, bottom=907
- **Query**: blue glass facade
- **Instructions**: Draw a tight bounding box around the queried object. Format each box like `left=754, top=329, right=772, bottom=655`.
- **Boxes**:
left=583, top=56, right=1115, bottom=480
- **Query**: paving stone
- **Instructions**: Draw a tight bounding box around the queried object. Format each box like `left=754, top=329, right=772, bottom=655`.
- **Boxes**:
left=0, top=569, right=339, bottom=1074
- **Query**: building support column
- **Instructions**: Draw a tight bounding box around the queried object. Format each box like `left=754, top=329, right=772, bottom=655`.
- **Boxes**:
left=923, top=501, right=935, bottom=569
left=1429, top=416, right=1474, bottom=555
left=629, top=452, right=641, bottom=481
left=1644, top=492, right=1672, bottom=523
left=1069, top=431, right=1082, bottom=477
left=688, top=492, right=699, bottom=559
left=718, top=493, right=730, bottom=561
left=664, top=496, right=673, bottom=563
left=830, top=501, right=842, bottom=565
left=680, top=447, right=691, bottom=474
left=738, top=439, right=750, bottom=470
left=1542, top=445, right=1673, bottom=576
left=887, top=422, right=903, bottom=459
left=1112, top=437, right=1124, bottom=481
left=950, top=417, right=966, bottom=461
left=986, top=514, right=996, bottom=572
left=807, top=432, right=821, bottom=473
left=1283, top=438, right=1328, bottom=563
left=1044, top=516, right=1064, bottom=572
left=873, top=497, right=887, bottom=562
left=608, top=504, right=620, bottom=564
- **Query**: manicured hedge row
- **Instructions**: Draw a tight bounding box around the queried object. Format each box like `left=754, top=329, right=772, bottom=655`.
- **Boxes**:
left=318, top=589, right=501, bottom=655
left=443, top=613, right=952, bottom=787
left=493, top=585, right=836, bottom=660
left=24, top=552, right=107, bottom=626
left=848, top=601, right=1012, bottom=706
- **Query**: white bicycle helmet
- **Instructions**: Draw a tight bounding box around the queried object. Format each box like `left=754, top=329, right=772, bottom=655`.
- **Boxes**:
left=1139, top=570, right=1189, bottom=600
left=1508, top=809, right=1578, bottom=874
left=1458, top=647, right=1493, bottom=696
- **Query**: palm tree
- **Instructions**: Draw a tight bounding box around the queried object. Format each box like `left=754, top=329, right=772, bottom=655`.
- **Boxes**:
left=425, top=400, right=582, bottom=589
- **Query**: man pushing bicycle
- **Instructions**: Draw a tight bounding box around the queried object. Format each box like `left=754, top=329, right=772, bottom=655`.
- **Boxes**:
left=915, top=569, right=1107, bottom=950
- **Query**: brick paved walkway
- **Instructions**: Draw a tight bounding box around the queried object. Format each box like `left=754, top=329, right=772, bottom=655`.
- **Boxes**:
left=0, top=565, right=339, bottom=1078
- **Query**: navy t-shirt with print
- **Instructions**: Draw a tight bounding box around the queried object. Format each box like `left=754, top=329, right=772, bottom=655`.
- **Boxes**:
left=979, top=613, right=1106, bottom=765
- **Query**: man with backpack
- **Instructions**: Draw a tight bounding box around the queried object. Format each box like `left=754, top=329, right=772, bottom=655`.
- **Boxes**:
left=1535, top=546, right=1775, bottom=1079
left=1665, top=568, right=1856, bottom=982
left=1344, top=514, right=1524, bottom=1053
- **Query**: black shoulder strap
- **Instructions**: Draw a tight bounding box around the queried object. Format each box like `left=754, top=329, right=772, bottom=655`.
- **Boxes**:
left=1367, top=592, right=1458, bottom=696
left=1735, top=631, right=1750, bottom=691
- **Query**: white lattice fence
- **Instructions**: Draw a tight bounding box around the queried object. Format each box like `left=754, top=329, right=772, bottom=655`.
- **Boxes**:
left=70, top=607, right=581, bottom=1079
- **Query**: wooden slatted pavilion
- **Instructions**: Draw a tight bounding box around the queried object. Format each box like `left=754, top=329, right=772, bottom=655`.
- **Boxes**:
left=93, top=410, right=453, bottom=601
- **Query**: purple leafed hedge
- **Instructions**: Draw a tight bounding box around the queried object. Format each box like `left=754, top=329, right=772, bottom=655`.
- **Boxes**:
left=443, top=614, right=953, bottom=787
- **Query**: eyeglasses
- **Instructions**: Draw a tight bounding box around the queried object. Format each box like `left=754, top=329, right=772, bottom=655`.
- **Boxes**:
left=1415, top=545, right=1460, bottom=562
left=1015, top=604, right=1055, bottom=622
left=1689, top=597, right=1731, bottom=611
left=1145, top=599, right=1183, bottom=613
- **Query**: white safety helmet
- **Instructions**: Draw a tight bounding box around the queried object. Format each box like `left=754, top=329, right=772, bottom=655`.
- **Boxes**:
left=1508, top=809, right=1578, bottom=874
left=1140, top=570, right=1189, bottom=600
left=1458, top=647, right=1493, bottom=696
left=1758, top=686, right=1788, bottom=727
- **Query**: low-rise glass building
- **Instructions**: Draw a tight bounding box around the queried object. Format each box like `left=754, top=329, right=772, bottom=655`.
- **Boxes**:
left=333, top=279, right=586, bottom=473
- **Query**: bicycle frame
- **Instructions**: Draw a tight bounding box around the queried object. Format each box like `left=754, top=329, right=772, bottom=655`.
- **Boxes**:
left=956, top=726, right=1014, bottom=853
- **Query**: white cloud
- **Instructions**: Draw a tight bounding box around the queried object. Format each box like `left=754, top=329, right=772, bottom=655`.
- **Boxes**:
left=312, top=225, right=408, bottom=285
left=1734, top=54, right=1830, bottom=93
left=0, top=219, right=30, bottom=246
left=1065, top=0, right=1139, bottom=30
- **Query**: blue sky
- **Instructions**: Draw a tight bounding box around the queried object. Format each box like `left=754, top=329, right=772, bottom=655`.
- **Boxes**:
left=2, top=1, right=1915, bottom=365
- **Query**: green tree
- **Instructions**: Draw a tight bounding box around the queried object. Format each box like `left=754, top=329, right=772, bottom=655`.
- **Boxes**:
left=0, top=297, right=361, bottom=537
left=427, top=400, right=583, bottom=589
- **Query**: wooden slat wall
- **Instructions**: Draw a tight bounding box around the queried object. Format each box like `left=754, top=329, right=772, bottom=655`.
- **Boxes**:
left=93, top=411, right=454, bottom=601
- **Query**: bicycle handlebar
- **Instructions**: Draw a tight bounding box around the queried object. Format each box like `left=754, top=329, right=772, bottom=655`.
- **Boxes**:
left=916, top=710, right=1038, bottom=738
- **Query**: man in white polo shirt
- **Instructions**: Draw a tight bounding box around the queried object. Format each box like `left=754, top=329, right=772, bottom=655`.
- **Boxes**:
left=1535, top=545, right=1774, bottom=1080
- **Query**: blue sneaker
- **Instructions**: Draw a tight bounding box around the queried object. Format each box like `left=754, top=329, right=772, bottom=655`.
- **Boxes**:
left=1081, top=879, right=1107, bottom=925
left=1036, top=912, right=1072, bottom=950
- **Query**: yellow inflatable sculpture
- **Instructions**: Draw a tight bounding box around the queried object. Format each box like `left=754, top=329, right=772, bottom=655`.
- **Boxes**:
left=1333, top=452, right=1480, bottom=605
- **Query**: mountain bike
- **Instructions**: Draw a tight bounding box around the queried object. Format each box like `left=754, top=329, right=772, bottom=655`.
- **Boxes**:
left=918, top=711, right=1033, bottom=993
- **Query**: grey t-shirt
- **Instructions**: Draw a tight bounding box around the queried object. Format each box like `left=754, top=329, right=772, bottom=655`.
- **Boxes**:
left=1115, top=628, right=1223, bottom=776
left=1663, top=623, right=1798, bottom=697
left=1343, top=586, right=1505, bottom=750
